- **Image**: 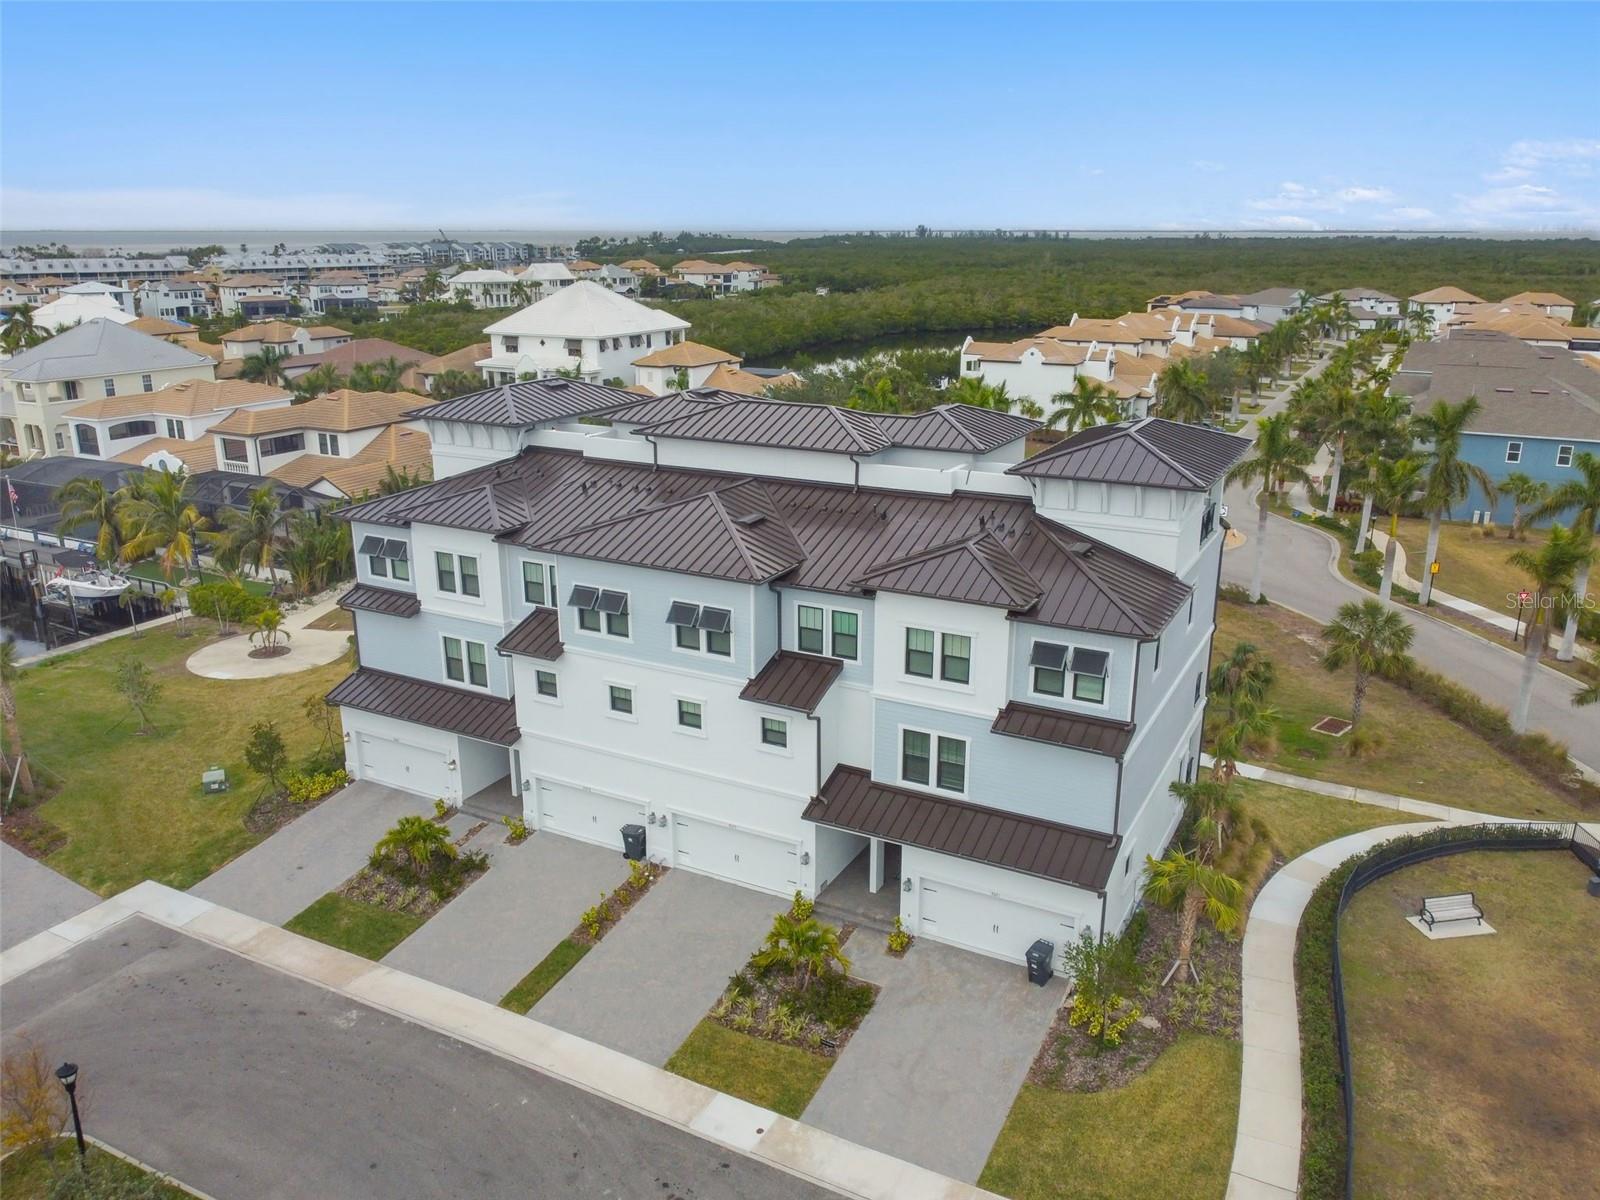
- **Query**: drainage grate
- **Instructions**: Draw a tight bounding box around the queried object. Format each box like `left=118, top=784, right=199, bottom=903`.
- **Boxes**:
left=1311, top=716, right=1354, bottom=737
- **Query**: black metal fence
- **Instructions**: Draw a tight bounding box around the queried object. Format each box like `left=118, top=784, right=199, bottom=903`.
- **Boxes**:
left=1328, top=822, right=1592, bottom=1200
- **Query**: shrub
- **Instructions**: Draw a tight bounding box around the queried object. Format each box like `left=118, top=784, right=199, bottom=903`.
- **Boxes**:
left=580, top=898, right=605, bottom=940
left=285, top=768, right=347, bottom=804
left=433, top=798, right=451, bottom=820
left=1, top=1038, right=68, bottom=1151
left=243, top=721, right=287, bottom=791
left=1344, top=727, right=1386, bottom=760
left=627, top=858, right=653, bottom=891
left=886, top=915, right=912, bottom=954
left=502, top=815, right=529, bottom=842
left=187, top=580, right=268, bottom=626
left=789, top=889, right=814, bottom=920
left=788, top=970, right=875, bottom=1030
left=1059, top=929, right=1145, bottom=1048
left=725, top=970, right=755, bottom=1000
left=371, top=814, right=457, bottom=880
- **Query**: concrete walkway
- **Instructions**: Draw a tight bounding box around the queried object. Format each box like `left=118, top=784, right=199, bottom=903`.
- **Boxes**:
left=185, top=587, right=352, bottom=680
left=532, top=870, right=784, bottom=1066
left=382, top=832, right=630, bottom=1003
left=1, top=881, right=998, bottom=1199
left=189, top=781, right=432, bottom=923
left=0, top=842, right=97, bottom=949
left=803, top=937, right=1065, bottom=1184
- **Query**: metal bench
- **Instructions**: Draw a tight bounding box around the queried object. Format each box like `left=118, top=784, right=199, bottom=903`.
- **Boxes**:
left=1420, top=892, right=1483, bottom=929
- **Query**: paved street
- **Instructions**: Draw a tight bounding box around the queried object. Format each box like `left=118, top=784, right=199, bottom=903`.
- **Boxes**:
left=0, top=917, right=832, bottom=1200
left=0, top=843, right=97, bottom=950
left=803, top=938, right=1065, bottom=1183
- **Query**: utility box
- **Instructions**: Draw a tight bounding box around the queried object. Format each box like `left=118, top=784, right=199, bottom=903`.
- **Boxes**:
left=201, top=767, right=228, bottom=794
left=1025, top=939, right=1055, bottom=986
left=621, top=823, right=646, bottom=861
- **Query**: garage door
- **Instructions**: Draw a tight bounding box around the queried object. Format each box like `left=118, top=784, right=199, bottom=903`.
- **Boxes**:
left=358, top=734, right=453, bottom=800
left=918, top=879, right=1077, bottom=967
left=538, top=781, right=645, bottom=851
left=672, top=816, right=800, bottom=895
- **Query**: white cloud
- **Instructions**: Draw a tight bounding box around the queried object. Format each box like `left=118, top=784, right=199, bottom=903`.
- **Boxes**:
left=1335, top=185, right=1395, bottom=203
left=1502, top=138, right=1600, bottom=173
left=1248, top=181, right=1396, bottom=213
left=1250, top=214, right=1323, bottom=230
left=1457, top=183, right=1582, bottom=217
left=1191, top=160, right=1225, bottom=174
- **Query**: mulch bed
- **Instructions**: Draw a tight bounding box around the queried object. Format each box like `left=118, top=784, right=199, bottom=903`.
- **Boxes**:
left=243, top=783, right=336, bottom=836
left=710, top=963, right=879, bottom=1060
left=1026, top=902, right=1243, bottom=1094
left=336, top=820, right=489, bottom=919
left=0, top=805, right=69, bottom=859
left=570, top=860, right=667, bottom=946
left=247, top=645, right=291, bottom=659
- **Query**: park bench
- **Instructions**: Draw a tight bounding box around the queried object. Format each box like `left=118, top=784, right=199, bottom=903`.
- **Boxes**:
left=1419, top=892, right=1483, bottom=930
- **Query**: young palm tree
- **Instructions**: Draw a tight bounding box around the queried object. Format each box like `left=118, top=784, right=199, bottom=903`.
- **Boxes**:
left=508, top=280, right=532, bottom=306
left=349, top=356, right=409, bottom=392
left=944, top=375, right=1012, bottom=412
left=289, top=363, right=344, bottom=402
left=1507, top=525, right=1591, bottom=730
left=1169, top=779, right=1244, bottom=860
left=119, top=468, right=209, bottom=583
left=1497, top=473, right=1547, bottom=542
left=55, top=475, right=128, bottom=563
left=750, top=911, right=851, bottom=990
left=1045, top=376, right=1122, bottom=434
left=1523, top=451, right=1600, bottom=661
left=1209, top=641, right=1276, bottom=714
left=372, top=814, right=457, bottom=879
left=249, top=606, right=292, bottom=654
left=1311, top=378, right=1362, bottom=517
left=1410, top=397, right=1495, bottom=606
left=1210, top=700, right=1279, bottom=786
left=1403, top=304, right=1433, bottom=339
left=1350, top=389, right=1412, bottom=553
left=0, top=638, right=33, bottom=800
left=210, top=484, right=285, bottom=580
left=1241, top=341, right=1274, bottom=408
left=669, top=366, right=691, bottom=392
left=1320, top=599, right=1415, bottom=726
left=240, top=345, right=290, bottom=386
left=1365, top=456, right=1424, bottom=600
left=1143, top=847, right=1244, bottom=985
left=1155, top=358, right=1213, bottom=424
left=377, top=463, right=430, bottom=495
left=1227, top=412, right=1315, bottom=602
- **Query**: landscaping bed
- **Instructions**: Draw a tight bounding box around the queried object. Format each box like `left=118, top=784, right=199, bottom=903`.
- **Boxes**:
left=1, top=1141, right=197, bottom=1200
left=336, top=819, right=488, bottom=920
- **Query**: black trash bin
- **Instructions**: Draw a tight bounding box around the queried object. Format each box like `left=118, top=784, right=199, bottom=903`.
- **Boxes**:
left=1025, top=939, right=1054, bottom=986
left=621, top=823, right=647, bottom=861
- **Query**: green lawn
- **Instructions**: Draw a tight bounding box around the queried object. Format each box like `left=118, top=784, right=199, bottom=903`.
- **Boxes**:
left=980, top=1034, right=1242, bottom=1200
left=665, top=1019, right=834, bottom=1119
left=1391, top=517, right=1539, bottom=616
left=499, top=938, right=590, bottom=1014
left=11, top=625, right=351, bottom=894
left=126, top=561, right=273, bottom=596
left=1213, top=602, right=1585, bottom=820
left=1342, top=848, right=1599, bottom=1200
left=0, top=1142, right=195, bottom=1198
left=283, top=893, right=423, bottom=960
left=1235, top=779, right=1428, bottom=862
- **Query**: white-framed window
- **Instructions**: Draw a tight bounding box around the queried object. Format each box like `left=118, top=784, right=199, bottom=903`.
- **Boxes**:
left=1151, top=637, right=1162, bottom=674
left=1030, top=640, right=1108, bottom=704
left=442, top=636, right=488, bottom=689
left=141, top=374, right=153, bottom=393
left=521, top=560, right=557, bottom=607
left=165, top=418, right=185, bottom=440
left=369, top=553, right=388, bottom=577
left=904, top=627, right=970, bottom=684
left=317, top=432, right=341, bottom=455
left=503, top=336, right=518, bottom=353
left=667, top=601, right=732, bottom=656
left=1195, top=672, right=1205, bottom=705
left=535, top=670, right=558, bottom=699
left=608, top=684, right=634, bottom=716
left=64, top=380, right=80, bottom=401
left=760, top=716, right=788, bottom=748
left=1556, top=444, right=1574, bottom=468
left=1187, top=596, right=1195, bottom=627
left=899, top=727, right=967, bottom=795
left=794, top=603, right=859, bottom=660
left=102, top=378, right=116, bottom=397
left=1505, top=441, right=1523, bottom=464
left=436, top=552, right=479, bottom=597
left=570, top=585, right=630, bottom=637
left=676, top=698, right=704, bottom=731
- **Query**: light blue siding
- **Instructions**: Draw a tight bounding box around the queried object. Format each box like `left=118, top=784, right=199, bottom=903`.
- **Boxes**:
left=1449, top=433, right=1600, bottom=525
left=777, top=586, right=874, bottom=685
left=1008, top=620, right=1135, bottom=722
left=351, top=520, right=415, bottom=592
left=355, top=608, right=513, bottom=696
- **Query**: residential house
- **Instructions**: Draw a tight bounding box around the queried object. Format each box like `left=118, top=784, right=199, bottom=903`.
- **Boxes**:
left=68, top=378, right=292, bottom=463
left=476, top=281, right=691, bottom=386
left=697, top=363, right=802, bottom=397
left=126, top=317, right=197, bottom=341
left=208, top=388, right=422, bottom=477
left=212, top=251, right=385, bottom=285
left=217, top=275, right=294, bottom=318
left=1, top=320, right=216, bottom=458
left=567, top=260, right=603, bottom=277
left=671, top=260, right=771, bottom=295
left=266, top=424, right=434, bottom=500
left=410, top=343, right=492, bottom=393
left=1145, top=290, right=1245, bottom=318
left=219, top=322, right=353, bottom=362
left=28, top=290, right=138, bottom=332
left=592, top=264, right=641, bottom=294
left=328, top=393, right=1247, bottom=968
left=1408, top=286, right=1484, bottom=333
left=303, top=271, right=373, bottom=315
left=1500, top=292, right=1577, bottom=323
left=1447, top=309, right=1600, bottom=360
left=630, top=341, right=742, bottom=395
left=448, top=270, right=519, bottom=310
left=619, top=259, right=665, bottom=282
left=1322, top=287, right=1401, bottom=319
left=278, top=337, right=429, bottom=383
left=136, top=279, right=212, bottom=320
left=55, top=281, right=136, bottom=315
left=1236, top=287, right=1306, bottom=325
left=1390, top=329, right=1600, bottom=524
left=516, top=262, right=575, bottom=301
left=0, top=280, right=52, bottom=312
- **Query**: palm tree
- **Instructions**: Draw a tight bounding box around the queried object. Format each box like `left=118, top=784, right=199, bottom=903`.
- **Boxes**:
left=1410, top=397, right=1496, bottom=606
left=0, top=638, right=33, bottom=801
left=1227, top=412, right=1315, bottom=602
left=1155, top=358, right=1213, bottom=424
left=1240, top=341, right=1273, bottom=410
left=508, top=280, right=532, bottom=307
left=240, top=345, right=290, bottom=386
left=118, top=467, right=209, bottom=583
left=1045, top=377, right=1122, bottom=434
left=348, top=356, right=409, bottom=392
left=249, top=606, right=292, bottom=654
left=210, top=484, right=285, bottom=580
left=1, top=304, right=48, bottom=353
left=419, top=270, right=445, bottom=301
left=944, top=375, right=1012, bottom=411
left=1170, top=779, right=1244, bottom=860
left=750, top=911, right=851, bottom=991
left=372, top=814, right=457, bottom=879
left=1523, top=451, right=1600, bottom=661
left=1209, top=641, right=1276, bottom=714
left=1506, top=525, right=1591, bottom=730
left=1310, top=378, right=1362, bottom=517
left=1572, top=678, right=1599, bottom=708
left=1403, top=303, right=1433, bottom=339
left=54, top=475, right=128, bottom=563
left=117, top=585, right=145, bottom=637
left=1143, top=847, right=1244, bottom=985
left=1349, top=390, right=1413, bottom=553
left=377, top=463, right=430, bottom=495
left=1364, top=456, right=1424, bottom=600
left=1320, top=599, right=1415, bottom=726
left=1210, top=699, right=1279, bottom=786
left=289, top=363, right=344, bottom=402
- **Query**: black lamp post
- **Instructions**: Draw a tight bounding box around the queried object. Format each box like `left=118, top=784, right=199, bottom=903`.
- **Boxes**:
left=55, top=1062, right=86, bottom=1159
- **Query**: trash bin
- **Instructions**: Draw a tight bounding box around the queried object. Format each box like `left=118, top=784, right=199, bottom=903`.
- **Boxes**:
left=1587, top=874, right=1600, bottom=898
left=621, top=823, right=647, bottom=861
left=1025, top=938, right=1054, bottom=986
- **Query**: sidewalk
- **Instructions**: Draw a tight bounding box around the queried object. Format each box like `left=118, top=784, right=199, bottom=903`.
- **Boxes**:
left=185, top=587, right=353, bottom=679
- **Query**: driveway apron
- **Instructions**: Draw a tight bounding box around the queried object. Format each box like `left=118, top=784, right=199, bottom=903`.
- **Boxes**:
left=531, top=870, right=783, bottom=1066
left=803, top=936, right=1066, bottom=1183
left=0, top=843, right=98, bottom=949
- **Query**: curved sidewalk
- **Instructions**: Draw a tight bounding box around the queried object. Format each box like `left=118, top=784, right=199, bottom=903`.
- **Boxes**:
left=185, top=588, right=352, bottom=679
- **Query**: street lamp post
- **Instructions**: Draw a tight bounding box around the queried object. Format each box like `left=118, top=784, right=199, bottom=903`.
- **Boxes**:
left=55, top=1062, right=85, bottom=1159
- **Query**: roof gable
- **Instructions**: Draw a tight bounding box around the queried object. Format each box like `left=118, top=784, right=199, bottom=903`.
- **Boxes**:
left=484, top=280, right=689, bottom=338
left=1010, top=417, right=1249, bottom=489
left=853, top=531, right=1042, bottom=609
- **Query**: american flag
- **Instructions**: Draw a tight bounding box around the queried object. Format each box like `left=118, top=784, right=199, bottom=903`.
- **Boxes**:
left=4, top=477, right=15, bottom=507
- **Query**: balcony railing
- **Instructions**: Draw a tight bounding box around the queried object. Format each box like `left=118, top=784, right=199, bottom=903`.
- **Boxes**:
left=221, top=460, right=253, bottom=474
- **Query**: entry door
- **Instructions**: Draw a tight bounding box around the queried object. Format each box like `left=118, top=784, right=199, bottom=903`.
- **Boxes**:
left=918, top=879, right=1077, bottom=966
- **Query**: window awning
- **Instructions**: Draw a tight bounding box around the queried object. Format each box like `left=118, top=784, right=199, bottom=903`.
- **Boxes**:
left=1030, top=641, right=1069, bottom=671
left=568, top=584, right=599, bottom=609
left=696, top=606, right=731, bottom=633
left=1071, top=648, right=1109, bottom=677
left=665, top=601, right=699, bottom=626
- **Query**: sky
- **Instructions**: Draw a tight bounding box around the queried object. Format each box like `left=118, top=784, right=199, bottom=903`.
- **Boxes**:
left=2, top=1, right=1597, bottom=234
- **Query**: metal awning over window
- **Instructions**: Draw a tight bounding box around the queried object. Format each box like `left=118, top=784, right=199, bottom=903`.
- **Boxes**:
left=596, top=589, right=629, bottom=615
left=382, top=539, right=408, bottom=560
left=1071, top=648, right=1109, bottom=677
left=568, top=584, right=599, bottom=609
left=665, top=601, right=699, bottom=626
left=696, top=606, right=732, bottom=633
left=359, top=535, right=384, bottom=555
left=1030, top=641, right=1069, bottom=671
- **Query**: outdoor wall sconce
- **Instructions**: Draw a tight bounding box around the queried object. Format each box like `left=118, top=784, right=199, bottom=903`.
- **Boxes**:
left=446, top=759, right=458, bottom=771
left=342, top=731, right=351, bottom=743
left=902, top=877, right=913, bottom=893
left=799, top=851, right=811, bottom=866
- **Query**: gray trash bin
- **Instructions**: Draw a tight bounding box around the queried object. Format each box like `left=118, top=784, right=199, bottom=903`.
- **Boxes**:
left=1025, top=939, right=1054, bottom=986
left=621, top=824, right=647, bottom=861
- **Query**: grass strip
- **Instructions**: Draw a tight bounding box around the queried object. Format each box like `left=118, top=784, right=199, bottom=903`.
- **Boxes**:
left=498, top=937, right=590, bottom=1014
left=283, top=893, right=424, bottom=961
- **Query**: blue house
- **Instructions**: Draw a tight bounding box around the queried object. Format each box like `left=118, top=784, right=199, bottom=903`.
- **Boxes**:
left=1392, top=330, right=1600, bottom=526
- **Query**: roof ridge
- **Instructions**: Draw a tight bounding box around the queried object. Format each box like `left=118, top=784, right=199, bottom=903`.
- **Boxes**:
left=965, top=531, right=1042, bottom=605
left=1126, top=422, right=1206, bottom=487
left=1028, top=517, right=1154, bottom=630
left=707, top=482, right=770, bottom=580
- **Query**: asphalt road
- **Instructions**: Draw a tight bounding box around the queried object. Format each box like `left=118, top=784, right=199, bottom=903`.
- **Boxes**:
left=0, top=918, right=834, bottom=1200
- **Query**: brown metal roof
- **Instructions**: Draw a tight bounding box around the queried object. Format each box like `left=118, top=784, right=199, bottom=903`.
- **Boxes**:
left=326, top=668, right=519, bottom=745
left=1007, top=518, right=1189, bottom=637
left=406, top=377, right=639, bottom=427
left=635, top=397, right=891, bottom=454
left=868, top=405, right=1040, bottom=452
left=496, top=607, right=563, bottom=661
left=1010, top=417, right=1249, bottom=489
left=338, top=582, right=420, bottom=618
left=991, top=701, right=1136, bottom=759
left=804, top=766, right=1119, bottom=891
left=740, top=651, right=843, bottom=714
left=596, top=388, right=742, bottom=427
left=853, top=531, right=1043, bottom=610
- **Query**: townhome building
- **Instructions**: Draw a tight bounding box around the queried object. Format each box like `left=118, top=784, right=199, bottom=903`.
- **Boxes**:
left=1499, top=291, right=1576, bottom=323
left=1408, top=286, right=1484, bottom=333
left=217, top=275, right=294, bottom=317
left=1323, top=286, right=1401, bottom=319
left=1, top=320, right=217, bottom=458
left=0, top=254, right=193, bottom=284
left=136, top=279, right=212, bottom=320
left=63, top=378, right=292, bottom=462
left=303, top=271, right=373, bottom=315
left=448, top=270, right=519, bottom=310
left=476, top=281, right=691, bottom=386
left=327, top=383, right=1246, bottom=969
left=1447, top=309, right=1600, bottom=359
left=212, top=251, right=386, bottom=284
left=219, top=321, right=353, bottom=361
left=1145, top=290, right=1246, bottom=318
left=1236, top=287, right=1306, bottom=325
left=207, top=388, right=422, bottom=477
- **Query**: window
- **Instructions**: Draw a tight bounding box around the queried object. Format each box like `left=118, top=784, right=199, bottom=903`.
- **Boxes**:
left=442, top=636, right=464, bottom=682
left=1071, top=648, right=1108, bottom=704
left=902, top=730, right=931, bottom=784
left=503, top=336, right=518, bottom=353
left=761, top=717, right=788, bottom=748
left=457, top=555, right=480, bottom=596
left=54, top=429, right=66, bottom=451
left=390, top=554, right=410, bottom=582
left=436, top=551, right=456, bottom=593
left=608, top=685, right=633, bottom=714
left=940, top=633, right=971, bottom=684
left=1505, top=441, right=1523, bottom=464
left=535, top=670, right=558, bottom=698
left=522, top=561, right=555, bottom=606
left=107, top=420, right=157, bottom=440
left=831, top=610, right=859, bottom=660
left=905, top=627, right=935, bottom=678
left=260, top=432, right=304, bottom=457
left=103, top=378, right=116, bottom=397
left=667, top=602, right=731, bottom=655
left=64, top=380, right=80, bottom=401
left=317, top=432, right=341, bottom=455
left=369, top=553, right=388, bottom=577
left=466, top=641, right=487, bottom=688
left=75, top=425, right=101, bottom=456
left=1187, top=596, right=1195, bottom=627
left=900, top=730, right=969, bottom=793
left=442, top=637, right=488, bottom=688
left=1152, top=638, right=1161, bottom=673
left=598, top=588, right=629, bottom=636
left=797, top=605, right=825, bottom=654
left=677, top=699, right=703, bottom=729
left=571, top=586, right=628, bottom=636
left=1556, top=444, right=1574, bottom=468
left=936, top=737, right=967, bottom=792
left=141, top=374, right=153, bottom=393
left=1031, top=641, right=1069, bottom=697
left=165, top=418, right=185, bottom=440
left=221, top=437, right=249, bottom=463
left=1195, top=672, right=1205, bottom=705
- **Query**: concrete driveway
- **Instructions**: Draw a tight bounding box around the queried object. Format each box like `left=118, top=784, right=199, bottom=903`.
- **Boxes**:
left=1, top=917, right=828, bottom=1200
left=532, top=870, right=784, bottom=1066
left=803, top=937, right=1066, bottom=1183
left=190, top=781, right=433, bottom=923
left=0, top=843, right=97, bottom=950
left=382, top=832, right=631, bottom=1003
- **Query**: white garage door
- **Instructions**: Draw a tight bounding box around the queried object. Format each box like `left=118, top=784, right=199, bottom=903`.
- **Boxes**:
left=358, top=734, right=453, bottom=799
left=538, top=781, right=645, bottom=851
left=918, top=879, right=1077, bottom=967
left=672, top=816, right=800, bottom=895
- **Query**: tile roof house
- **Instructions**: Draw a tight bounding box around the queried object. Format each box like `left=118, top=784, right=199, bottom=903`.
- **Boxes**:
left=63, top=378, right=293, bottom=463
left=477, top=281, right=693, bottom=388
left=327, top=402, right=1245, bottom=971
left=219, top=321, right=352, bottom=361
left=1500, top=291, right=1576, bottom=323
left=208, top=388, right=427, bottom=480
left=278, top=337, right=429, bottom=382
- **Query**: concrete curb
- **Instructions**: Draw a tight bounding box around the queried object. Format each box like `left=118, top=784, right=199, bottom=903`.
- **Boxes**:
left=0, top=881, right=999, bottom=1200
